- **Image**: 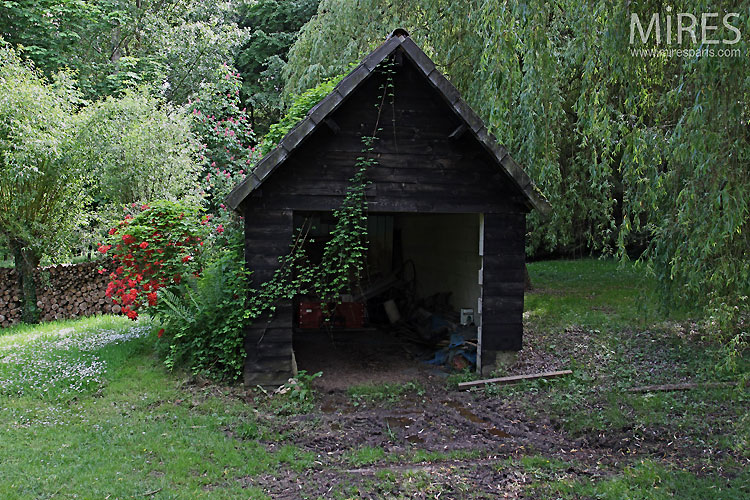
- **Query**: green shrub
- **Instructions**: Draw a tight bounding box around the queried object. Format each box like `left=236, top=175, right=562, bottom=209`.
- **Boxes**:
left=264, top=370, right=322, bottom=415
left=258, top=72, right=345, bottom=155
left=74, top=90, right=201, bottom=207
left=156, top=249, right=250, bottom=382
left=100, top=200, right=206, bottom=321
left=100, top=199, right=249, bottom=381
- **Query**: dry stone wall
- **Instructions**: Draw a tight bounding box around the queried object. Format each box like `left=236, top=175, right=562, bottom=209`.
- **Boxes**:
left=0, top=261, right=116, bottom=327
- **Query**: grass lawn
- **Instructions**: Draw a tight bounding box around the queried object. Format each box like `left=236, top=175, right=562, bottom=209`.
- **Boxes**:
left=0, top=317, right=308, bottom=499
left=0, top=259, right=747, bottom=498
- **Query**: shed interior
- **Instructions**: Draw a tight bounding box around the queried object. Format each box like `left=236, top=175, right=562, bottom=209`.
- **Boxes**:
left=292, top=211, right=485, bottom=377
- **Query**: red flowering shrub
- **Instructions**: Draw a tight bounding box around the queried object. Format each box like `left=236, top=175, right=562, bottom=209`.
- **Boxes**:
left=98, top=200, right=206, bottom=320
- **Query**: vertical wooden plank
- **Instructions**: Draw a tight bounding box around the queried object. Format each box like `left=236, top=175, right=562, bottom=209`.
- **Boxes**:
left=385, top=215, right=393, bottom=275
left=478, top=213, right=485, bottom=257
left=477, top=213, right=485, bottom=373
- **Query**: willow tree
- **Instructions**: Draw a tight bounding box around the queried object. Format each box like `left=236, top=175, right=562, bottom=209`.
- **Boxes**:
left=281, top=0, right=749, bottom=337
left=0, top=44, right=84, bottom=323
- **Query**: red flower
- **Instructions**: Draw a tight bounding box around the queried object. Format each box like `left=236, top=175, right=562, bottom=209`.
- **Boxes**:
left=216, top=224, right=224, bottom=234
left=139, top=241, right=149, bottom=249
left=124, top=307, right=138, bottom=320
left=182, top=255, right=192, bottom=263
left=147, top=292, right=158, bottom=306
left=98, top=244, right=112, bottom=254
left=98, top=268, right=106, bottom=275
left=141, top=204, right=149, bottom=211
left=174, top=274, right=182, bottom=284
left=108, top=227, right=117, bottom=235
left=157, top=328, right=164, bottom=338
left=122, top=234, right=135, bottom=245
left=115, top=266, right=124, bottom=275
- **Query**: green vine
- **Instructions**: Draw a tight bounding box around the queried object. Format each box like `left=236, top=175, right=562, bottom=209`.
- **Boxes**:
left=244, top=60, right=396, bottom=332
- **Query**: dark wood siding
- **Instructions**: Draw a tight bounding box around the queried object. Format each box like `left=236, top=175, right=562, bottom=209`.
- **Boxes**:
left=240, top=52, right=530, bottom=384
left=242, top=208, right=295, bottom=387
left=481, top=213, right=526, bottom=355
left=247, top=60, right=527, bottom=214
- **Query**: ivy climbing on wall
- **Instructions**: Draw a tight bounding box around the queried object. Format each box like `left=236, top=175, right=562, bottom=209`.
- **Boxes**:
left=245, top=59, right=397, bottom=331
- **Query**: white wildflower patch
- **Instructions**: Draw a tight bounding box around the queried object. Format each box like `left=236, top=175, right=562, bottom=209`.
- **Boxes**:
left=0, top=327, right=76, bottom=354
left=0, top=324, right=150, bottom=398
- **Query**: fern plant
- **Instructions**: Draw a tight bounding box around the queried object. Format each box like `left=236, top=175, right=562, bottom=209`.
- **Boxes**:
left=155, top=250, right=250, bottom=380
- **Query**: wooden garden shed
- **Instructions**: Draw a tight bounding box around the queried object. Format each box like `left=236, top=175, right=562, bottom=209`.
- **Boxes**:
left=227, top=29, right=550, bottom=387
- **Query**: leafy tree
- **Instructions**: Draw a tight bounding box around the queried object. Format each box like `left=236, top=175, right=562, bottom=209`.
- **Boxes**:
left=147, top=1, right=249, bottom=104
left=189, top=63, right=257, bottom=212
left=235, top=0, right=320, bottom=134
left=0, top=1, right=248, bottom=103
left=0, top=43, right=84, bottom=323
left=0, top=0, right=99, bottom=78
left=74, top=90, right=201, bottom=211
left=282, top=0, right=749, bottom=337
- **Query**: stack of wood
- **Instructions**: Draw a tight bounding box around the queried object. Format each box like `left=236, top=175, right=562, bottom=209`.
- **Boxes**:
left=0, top=261, right=115, bottom=327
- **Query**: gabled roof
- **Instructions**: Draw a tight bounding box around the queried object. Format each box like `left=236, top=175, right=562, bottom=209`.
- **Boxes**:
left=226, top=29, right=550, bottom=214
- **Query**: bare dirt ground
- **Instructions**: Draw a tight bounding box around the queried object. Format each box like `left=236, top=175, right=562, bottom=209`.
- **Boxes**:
left=293, top=329, right=426, bottom=391
left=224, top=326, right=748, bottom=499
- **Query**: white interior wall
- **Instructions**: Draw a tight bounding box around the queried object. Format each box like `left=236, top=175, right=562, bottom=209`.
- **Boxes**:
left=396, top=214, right=482, bottom=316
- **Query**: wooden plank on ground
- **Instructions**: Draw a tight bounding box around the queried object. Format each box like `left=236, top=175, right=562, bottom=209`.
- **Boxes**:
left=457, top=370, right=572, bottom=390
left=626, top=382, right=740, bottom=393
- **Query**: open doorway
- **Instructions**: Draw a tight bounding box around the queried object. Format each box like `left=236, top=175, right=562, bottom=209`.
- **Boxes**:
left=292, top=212, right=483, bottom=388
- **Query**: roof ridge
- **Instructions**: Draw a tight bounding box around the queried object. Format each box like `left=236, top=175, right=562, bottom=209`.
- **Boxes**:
left=226, top=30, right=550, bottom=215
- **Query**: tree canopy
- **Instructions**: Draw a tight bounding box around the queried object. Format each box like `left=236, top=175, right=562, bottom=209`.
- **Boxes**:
left=282, top=0, right=749, bottom=332
left=0, top=43, right=83, bottom=262
left=235, top=0, right=320, bottom=134
left=0, top=43, right=85, bottom=321
left=74, top=90, right=200, bottom=207
left=0, top=0, right=746, bottom=340
left=0, top=0, right=248, bottom=103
